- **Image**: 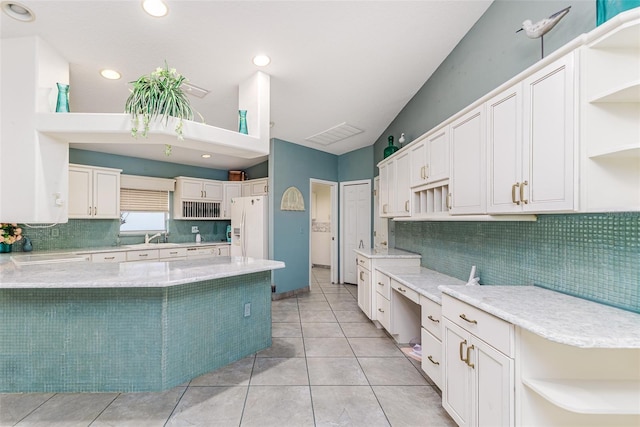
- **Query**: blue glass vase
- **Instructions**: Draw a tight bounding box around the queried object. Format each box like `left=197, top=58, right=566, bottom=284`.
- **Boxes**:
left=238, top=110, right=248, bottom=134
left=0, top=243, right=11, bottom=253
left=597, top=0, right=640, bottom=25
left=383, top=135, right=398, bottom=158
left=55, top=83, right=70, bottom=113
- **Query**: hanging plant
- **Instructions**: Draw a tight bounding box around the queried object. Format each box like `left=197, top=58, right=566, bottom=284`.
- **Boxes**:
left=124, top=62, right=194, bottom=154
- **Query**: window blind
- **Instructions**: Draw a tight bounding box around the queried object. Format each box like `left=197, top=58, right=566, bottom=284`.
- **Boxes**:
left=120, top=189, right=169, bottom=212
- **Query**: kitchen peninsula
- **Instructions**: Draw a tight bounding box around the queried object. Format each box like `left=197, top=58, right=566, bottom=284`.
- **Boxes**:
left=0, top=255, right=284, bottom=393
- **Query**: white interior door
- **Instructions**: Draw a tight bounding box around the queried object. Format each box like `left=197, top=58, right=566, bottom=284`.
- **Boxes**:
left=340, top=180, right=371, bottom=284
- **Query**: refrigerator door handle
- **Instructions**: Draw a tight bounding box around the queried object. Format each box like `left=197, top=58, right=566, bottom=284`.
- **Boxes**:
left=241, top=209, right=247, bottom=257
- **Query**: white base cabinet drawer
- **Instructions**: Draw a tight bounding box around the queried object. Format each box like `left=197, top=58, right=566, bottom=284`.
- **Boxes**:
left=126, top=249, right=159, bottom=262
left=420, top=295, right=442, bottom=340
left=442, top=294, right=514, bottom=357
left=375, top=269, right=391, bottom=300
left=421, top=327, right=443, bottom=389
left=376, top=295, right=390, bottom=331
left=91, top=252, right=126, bottom=263
left=356, top=254, right=371, bottom=271
left=391, top=279, right=419, bottom=304
left=159, top=247, right=187, bottom=259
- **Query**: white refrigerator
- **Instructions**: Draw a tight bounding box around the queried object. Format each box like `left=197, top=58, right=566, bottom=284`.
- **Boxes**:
left=230, top=196, right=268, bottom=258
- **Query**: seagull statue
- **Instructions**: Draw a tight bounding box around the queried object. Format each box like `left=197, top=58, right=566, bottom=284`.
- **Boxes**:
left=517, top=6, right=571, bottom=58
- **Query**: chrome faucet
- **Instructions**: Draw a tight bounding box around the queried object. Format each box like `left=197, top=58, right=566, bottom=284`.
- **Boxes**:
left=145, top=233, right=162, bottom=244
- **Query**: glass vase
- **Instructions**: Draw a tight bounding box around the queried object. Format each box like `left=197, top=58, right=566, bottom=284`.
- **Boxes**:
left=0, top=243, right=12, bottom=253
left=383, top=135, right=398, bottom=158
left=238, top=110, right=248, bottom=134
left=55, top=83, right=70, bottom=113
left=597, top=0, right=640, bottom=25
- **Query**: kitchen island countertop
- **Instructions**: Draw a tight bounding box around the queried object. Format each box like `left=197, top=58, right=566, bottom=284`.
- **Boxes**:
left=0, top=254, right=284, bottom=289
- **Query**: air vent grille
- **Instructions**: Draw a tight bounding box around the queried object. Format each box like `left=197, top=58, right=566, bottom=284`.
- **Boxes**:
left=305, top=122, right=363, bottom=146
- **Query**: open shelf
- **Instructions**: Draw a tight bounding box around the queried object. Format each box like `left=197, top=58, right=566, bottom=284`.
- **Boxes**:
left=588, top=143, right=640, bottom=159
left=588, top=9, right=640, bottom=50
left=523, top=378, right=640, bottom=415
left=589, top=80, right=640, bottom=103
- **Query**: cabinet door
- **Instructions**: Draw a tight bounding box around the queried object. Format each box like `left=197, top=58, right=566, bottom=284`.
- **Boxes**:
left=223, top=183, right=242, bottom=218
left=216, top=245, right=230, bottom=256
left=426, top=127, right=449, bottom=183
left=378, top=162, right=390, bottom=217
left=202, top=181, right=223, bottom=201
left=250, top=178, right=268, bottom=195
left=181, top=179, right=204, bottom=199
left=442, top=318, right=472, bottom=427
left=473, top=338, right=514, bottom=427
left=68, top=167, right=92, bottom=218
left=487, top=85, right=524, bottom=214
left=357, top=265, right=371, bottom=319
left=395, top=151, right=411, bottom=216
left=93, top=170, right=120, bottom=219
left=522, top=54, right=575, bottom=212
left=449, top=106, right=486, bottom=215
left=242, top=182, right=252, bottom=197
left=409, top=139, right=427, bottom=187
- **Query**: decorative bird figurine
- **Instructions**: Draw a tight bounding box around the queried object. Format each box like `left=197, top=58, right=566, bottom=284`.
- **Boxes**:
left=517, top=6, right=571, bottom=58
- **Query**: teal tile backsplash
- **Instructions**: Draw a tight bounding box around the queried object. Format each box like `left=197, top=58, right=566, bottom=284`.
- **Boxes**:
left=395, top=213, right=640, bottom=313
left=14, top=219, right=229, bottom=252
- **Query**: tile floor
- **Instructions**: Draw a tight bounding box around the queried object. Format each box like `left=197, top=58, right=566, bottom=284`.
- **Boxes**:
left=0, top=268, right=456, bottom=427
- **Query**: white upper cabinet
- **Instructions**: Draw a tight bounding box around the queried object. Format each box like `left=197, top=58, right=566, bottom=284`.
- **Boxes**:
left=68, top=164, right=121, bottom=219
left=410, top=127, right=450, bottom=188
left=241, top=178, right=268, bottom=196
left=176, top=177, right=223, bottom=201
left=449, top=105, right=486, bottom=215
left=222, top=182, right=242, bottom=219
left=521, top=53, right=575, bottom=212
left=378, top=152, right=410, bottom=218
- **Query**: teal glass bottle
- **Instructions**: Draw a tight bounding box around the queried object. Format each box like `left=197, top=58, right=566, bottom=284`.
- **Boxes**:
left=238, top=110, right=248, bottom=134
left=597, top=0, right=640, bottom=25
left=55, top=83, right=70, bottom=113
left=383, top=135, right=398, bottom=158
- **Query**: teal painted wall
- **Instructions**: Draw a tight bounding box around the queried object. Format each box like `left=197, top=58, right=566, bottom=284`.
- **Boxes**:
left=245, top=160, right=269, bottom=179
left=372, top=1, right=639, bottom=313
left=338, top=145, right=374, bottom=182
left=270, top=139, right=338, bottom=294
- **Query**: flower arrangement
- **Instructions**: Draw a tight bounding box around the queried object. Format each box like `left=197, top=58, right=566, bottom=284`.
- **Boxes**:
left=0, top=223, right=22, bottom=245
left=124, top=63, right=194, bottom=155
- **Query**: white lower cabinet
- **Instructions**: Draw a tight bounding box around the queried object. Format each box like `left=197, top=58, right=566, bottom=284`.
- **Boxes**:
left=357, top=265, right=372, bottom=319
left=159, top=247, right=187, bottom=259
left=126, top=249, right=159, bottom=262
left=91, top=251, right=126, bottom=263
left=442, top=295, right=515, bottom=427
left=420, top=295, right=443, bottom=389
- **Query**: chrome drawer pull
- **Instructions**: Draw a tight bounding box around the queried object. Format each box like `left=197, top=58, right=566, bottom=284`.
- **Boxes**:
left=104, top=256, right=114, bottom=260
left=427, top=315, right=440, bottom=324
left=427, top=355, right=440, bottom=366
left=139, top=254, right=148, bottom=257
left=459, top=313, right=477, bottom=324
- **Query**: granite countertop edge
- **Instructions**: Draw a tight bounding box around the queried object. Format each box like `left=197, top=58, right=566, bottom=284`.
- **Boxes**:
left=439, top=285, right=640, bottom=349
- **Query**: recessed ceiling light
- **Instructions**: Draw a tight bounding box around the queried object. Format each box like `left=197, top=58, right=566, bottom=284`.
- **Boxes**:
left=201, top=154, right=211, bottom=159
left=2, top=1, right=35, bottom=22
left=100, top=69, right=121, bottom=80
left=142, top=0, right=168, bottom=17
left=252, top=55, right=271, bottom=67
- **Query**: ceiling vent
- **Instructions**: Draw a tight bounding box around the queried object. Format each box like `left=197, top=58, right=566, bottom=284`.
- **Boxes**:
left=305, top=122, right=363, bottom=146
left=181, top=82, right=209, bottom=98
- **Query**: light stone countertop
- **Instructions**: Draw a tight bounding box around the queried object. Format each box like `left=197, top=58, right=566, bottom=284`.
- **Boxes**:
left=354, top=247, right=421, bottom=259
left=439, top=285, right=640, bottom=349
left=0, top=255, right=284, bottom=289
left=375, top=265, right=466, bottom=304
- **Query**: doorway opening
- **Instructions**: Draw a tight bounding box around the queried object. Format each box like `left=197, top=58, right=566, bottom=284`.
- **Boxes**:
left=309, top=179, right=338, bottom=285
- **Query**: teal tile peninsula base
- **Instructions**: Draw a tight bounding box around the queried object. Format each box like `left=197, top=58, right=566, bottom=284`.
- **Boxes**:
left=0, top=272, right=271, bottom=392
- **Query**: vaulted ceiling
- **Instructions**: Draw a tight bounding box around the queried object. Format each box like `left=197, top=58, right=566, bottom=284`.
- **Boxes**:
left=1, top=1, right=492, bottom=168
